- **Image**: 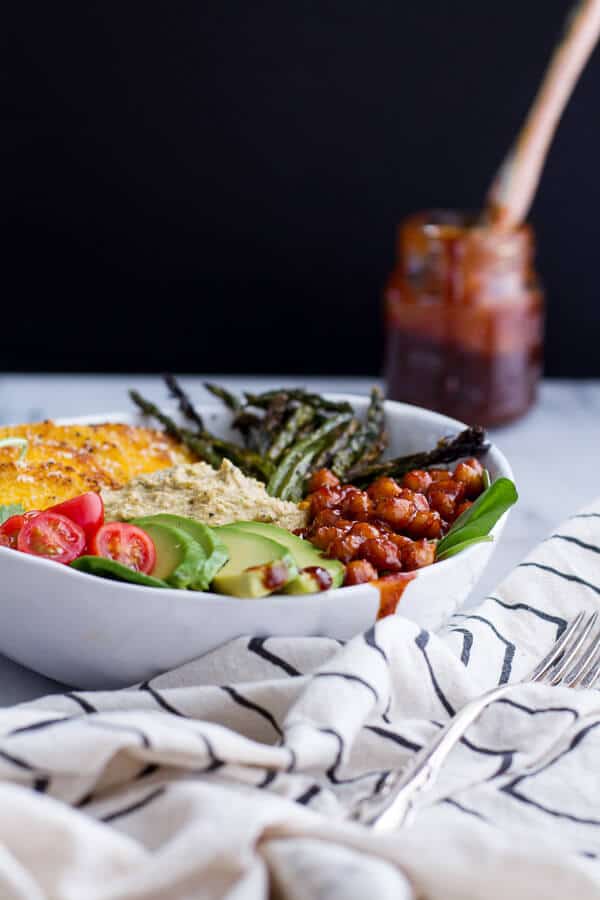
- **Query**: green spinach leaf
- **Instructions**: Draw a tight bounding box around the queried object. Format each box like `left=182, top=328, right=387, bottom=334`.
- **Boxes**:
left=436, top=535, right=494, bottom=562
left=435, top=477, right=518, bottom=560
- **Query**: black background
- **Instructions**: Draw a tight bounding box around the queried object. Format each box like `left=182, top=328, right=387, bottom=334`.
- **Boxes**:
left=5, top=1, right=600, bottom=375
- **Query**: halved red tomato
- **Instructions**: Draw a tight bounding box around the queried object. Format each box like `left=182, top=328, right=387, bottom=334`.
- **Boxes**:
left=0, top=514, right=26, bottom=549
left=47, top=492, right=104, bottom=545
left=17, top=512, right=86, bottom=563
left=90, top=522, right=156, bottom=574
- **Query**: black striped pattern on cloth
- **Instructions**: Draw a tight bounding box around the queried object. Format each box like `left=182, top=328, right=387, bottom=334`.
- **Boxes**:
left=1, top=501, right=600, bottom=888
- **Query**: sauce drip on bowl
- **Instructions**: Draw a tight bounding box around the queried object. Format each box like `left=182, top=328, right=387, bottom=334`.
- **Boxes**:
left=374, top=572, right=416, bottom=620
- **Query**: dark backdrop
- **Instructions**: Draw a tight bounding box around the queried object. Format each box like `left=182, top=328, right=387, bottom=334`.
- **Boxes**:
left=5, top=1, right=600, bottom=375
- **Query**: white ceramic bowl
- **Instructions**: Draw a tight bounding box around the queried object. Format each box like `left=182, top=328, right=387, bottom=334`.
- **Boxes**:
left=0, top=396, right=513, bottom=688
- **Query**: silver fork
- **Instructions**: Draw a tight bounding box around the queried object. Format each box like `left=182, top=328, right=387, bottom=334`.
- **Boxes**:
left=351, top=610, right=600, bottom=831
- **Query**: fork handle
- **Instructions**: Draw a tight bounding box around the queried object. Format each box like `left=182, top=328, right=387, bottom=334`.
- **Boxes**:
left=356, top=683, right=512, bottom=830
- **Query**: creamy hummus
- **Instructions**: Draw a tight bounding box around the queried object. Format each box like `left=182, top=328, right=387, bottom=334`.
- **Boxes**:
left=102, top=458, right=308, bottom=531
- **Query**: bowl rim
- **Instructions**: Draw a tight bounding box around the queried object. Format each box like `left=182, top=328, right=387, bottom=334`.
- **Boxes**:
left=0, top=393, right=514, bottom=598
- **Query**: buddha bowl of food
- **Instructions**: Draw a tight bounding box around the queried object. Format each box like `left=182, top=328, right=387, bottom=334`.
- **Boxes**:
left=0, top=381, right=515, bottom=688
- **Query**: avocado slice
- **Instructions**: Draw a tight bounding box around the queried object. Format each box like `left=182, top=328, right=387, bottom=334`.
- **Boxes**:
left=70, top=556, right=169, bottom=589
left=212, top=525, right=298, bottom=598
left=132, top=514, right=228, bottom=590
left=130, top=520, right=207, bottom=589
left=233, top=521, right=344, bottom=592
left=282, top=567, right=337, bottom=594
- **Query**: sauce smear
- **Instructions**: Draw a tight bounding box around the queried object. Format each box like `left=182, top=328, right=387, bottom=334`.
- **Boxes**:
left=373, top=572, right=416, bottom=620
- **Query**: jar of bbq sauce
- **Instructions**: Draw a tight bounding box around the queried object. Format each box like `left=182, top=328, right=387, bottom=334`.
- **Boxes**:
left=383, top=211, right=544, bottom=426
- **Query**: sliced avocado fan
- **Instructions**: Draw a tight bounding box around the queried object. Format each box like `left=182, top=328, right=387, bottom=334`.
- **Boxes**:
left=132, top=514, right=228, bottom=589
left=130, top=519, right=207, bottom=589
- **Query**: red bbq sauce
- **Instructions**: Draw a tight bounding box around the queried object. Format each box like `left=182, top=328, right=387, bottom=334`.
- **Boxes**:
left=384, top=211, right=544, bottom=426
left=375, top=572, right=416, bottom=619
left=303, top=566, right=333, bottom=591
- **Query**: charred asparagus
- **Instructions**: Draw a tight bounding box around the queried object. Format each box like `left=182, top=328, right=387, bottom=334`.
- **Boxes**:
left=346, top=426, right=489, bottom=484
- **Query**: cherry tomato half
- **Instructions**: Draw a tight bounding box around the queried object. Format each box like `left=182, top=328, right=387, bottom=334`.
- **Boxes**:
left=47, top=492, right=104, bottom=545
left=0, top=515, right=25, bottom=549
left=17, top=512, right=86, bottom=564
left=90, top=522, right=156, bottom=574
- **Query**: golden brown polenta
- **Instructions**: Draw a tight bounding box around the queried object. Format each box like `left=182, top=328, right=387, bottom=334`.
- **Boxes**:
left=0, top=421, right=195, bottom=510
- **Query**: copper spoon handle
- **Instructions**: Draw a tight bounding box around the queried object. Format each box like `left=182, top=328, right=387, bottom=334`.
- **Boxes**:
left=487, top=0, right=600, bottom=230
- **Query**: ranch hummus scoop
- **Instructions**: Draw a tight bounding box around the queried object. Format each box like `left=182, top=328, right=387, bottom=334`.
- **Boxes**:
left=102, top=458, right=308, bottom=532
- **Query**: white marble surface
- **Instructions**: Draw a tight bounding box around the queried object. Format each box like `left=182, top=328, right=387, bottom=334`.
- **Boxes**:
left=1, top=374, right=598, bottom=705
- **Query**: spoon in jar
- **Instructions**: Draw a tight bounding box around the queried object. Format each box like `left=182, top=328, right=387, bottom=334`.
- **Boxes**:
left=486, top=0, right=600, bottom=231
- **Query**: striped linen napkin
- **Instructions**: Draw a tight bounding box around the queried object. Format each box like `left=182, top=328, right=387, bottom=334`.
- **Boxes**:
left=1, top=504, right=600, bottom=899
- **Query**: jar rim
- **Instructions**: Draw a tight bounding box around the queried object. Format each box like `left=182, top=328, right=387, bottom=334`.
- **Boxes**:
left=402, top=209, right=532, bottom=240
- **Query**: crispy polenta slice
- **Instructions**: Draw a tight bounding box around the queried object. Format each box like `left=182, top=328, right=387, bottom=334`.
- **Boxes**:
left=0, top=421, right=195, bottom=510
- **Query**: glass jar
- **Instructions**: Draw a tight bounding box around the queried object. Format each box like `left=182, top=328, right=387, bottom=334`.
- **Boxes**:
left=383, top=210, right=544, bottom=426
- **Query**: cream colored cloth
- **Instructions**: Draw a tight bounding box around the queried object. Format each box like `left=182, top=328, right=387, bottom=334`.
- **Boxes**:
left=2, top=504, right=600, bottom=899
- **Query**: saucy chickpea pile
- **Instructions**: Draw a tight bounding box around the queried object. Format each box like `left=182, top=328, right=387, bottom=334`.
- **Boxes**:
left=301, top=457, right=485, bottom=586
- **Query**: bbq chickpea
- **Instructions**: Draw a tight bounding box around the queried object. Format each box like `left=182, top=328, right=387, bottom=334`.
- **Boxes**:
left=308, top=468, right=341, bottom=493
left=367, top=477, right=402, bottom=501
left=360, top=538, right=402, bottom=572
left=402, top=469, right=432, bottom=493
left=368, top=517, right=394, bottom=534
left=453, top=460, right=484, bottom=499
left=311, top=509, right=341, bottom=529
left=427, top=492, right=455, bottom=520
left=428, top=479, right=466, bottom=521
left=389, top=533, right=414, bottom=551
left=401, top=539, right=436, bottom=571
left=309, top=486, right=343, bottom=518
left=344, top=559, right=378, bottom=585
left=374, top=497, right=416, bottom=531
left=349, top=522, right=382, bottom=541
left=407, top=509, right=443, bottom=539
left=336, top=518, right=355, bottom=532
left=340, top=488, right=373, bottom=521
left=428, top=469, right=453, bottom=483
left=399, top=488, right=429, bottom=511
left=327, top=534, right=363, bottom=564
left=310, top=526, right=345, bottom=551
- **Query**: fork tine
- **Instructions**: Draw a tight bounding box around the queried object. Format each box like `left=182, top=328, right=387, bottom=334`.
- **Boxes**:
left=545, top=612, right=599, bottom=686
left=563, top=624, right=600, bottom=686
left=529, top=611, right=586, bottom=682
left=579, top=639, right=600, bottom=689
